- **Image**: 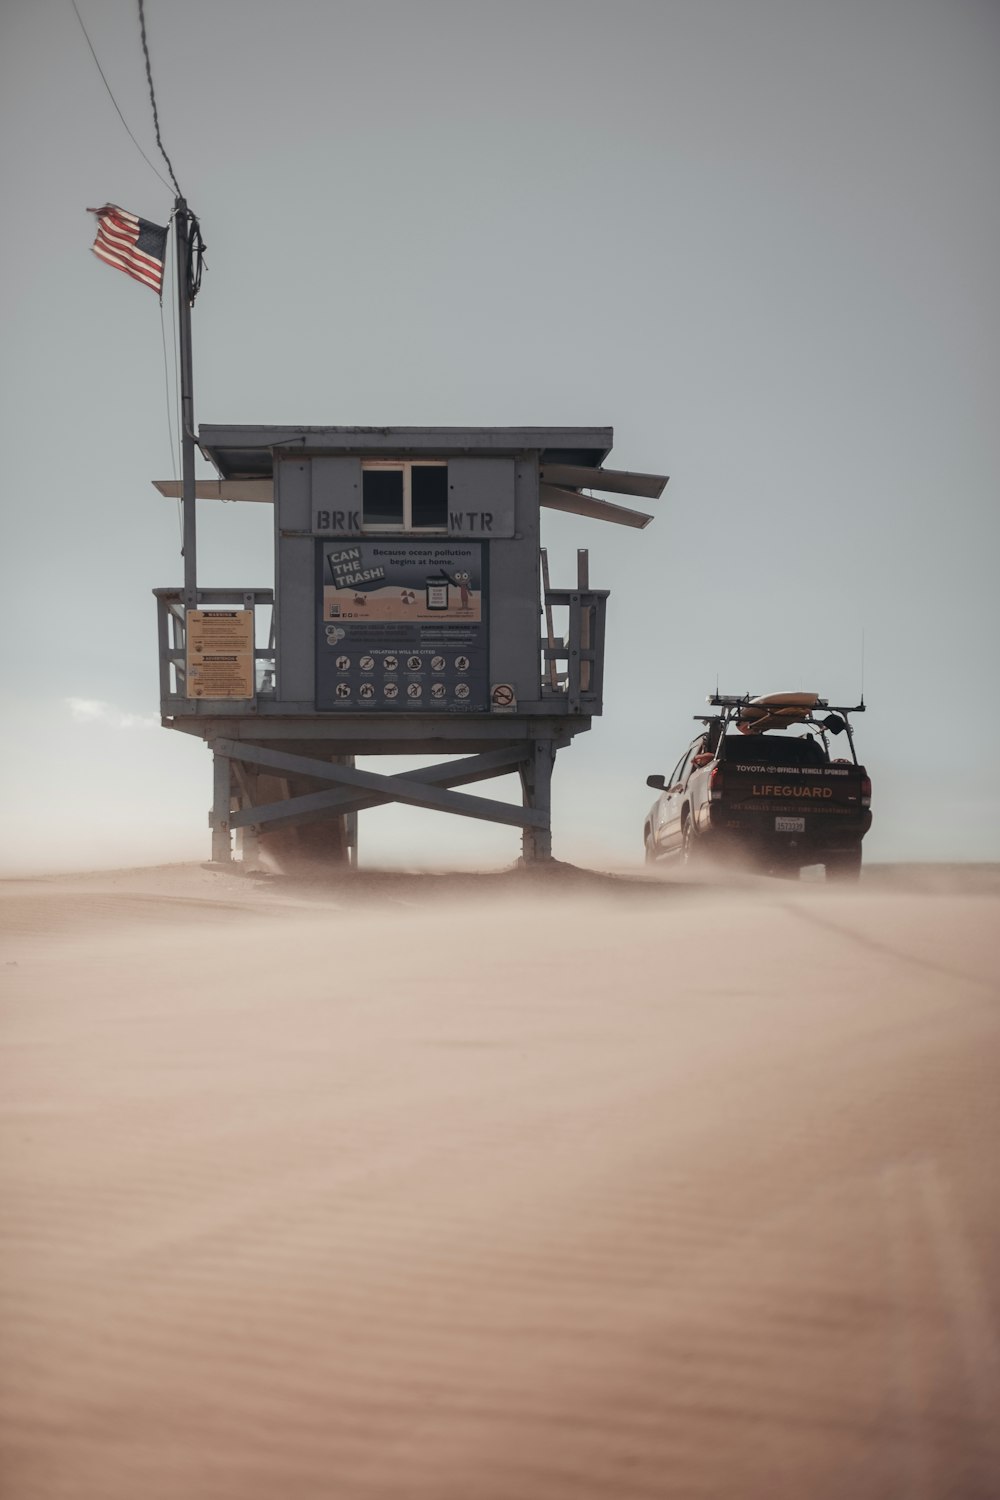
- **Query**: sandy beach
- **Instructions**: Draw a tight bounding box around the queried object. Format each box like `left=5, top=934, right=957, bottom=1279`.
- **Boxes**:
left=2, top=862, right=998, bottom=1498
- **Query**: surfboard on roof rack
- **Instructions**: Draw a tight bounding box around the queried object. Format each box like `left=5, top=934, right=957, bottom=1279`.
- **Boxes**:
left=737, top=691, right=820, bottom=735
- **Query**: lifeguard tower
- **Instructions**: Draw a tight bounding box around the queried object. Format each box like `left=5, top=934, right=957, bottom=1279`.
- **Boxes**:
left=153, top=425, right=667, bottom=867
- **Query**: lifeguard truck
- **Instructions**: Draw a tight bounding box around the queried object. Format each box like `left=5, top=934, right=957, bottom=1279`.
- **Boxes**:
left=643, top=692, right=872, bottom=879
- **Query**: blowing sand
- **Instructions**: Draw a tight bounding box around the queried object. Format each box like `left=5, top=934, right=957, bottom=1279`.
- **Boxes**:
left=1, top=862, right=999, bottom=1499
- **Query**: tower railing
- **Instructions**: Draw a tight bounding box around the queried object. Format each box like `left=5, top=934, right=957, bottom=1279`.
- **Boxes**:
left=155, top=587, right=274, bottom=712
left=154, top=576, right=606, bottom=716
left=539, top=587, right=608, bottom=714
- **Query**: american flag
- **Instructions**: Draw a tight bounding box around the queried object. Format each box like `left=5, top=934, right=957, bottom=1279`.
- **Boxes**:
left=88, top=203, right=169, bottom=296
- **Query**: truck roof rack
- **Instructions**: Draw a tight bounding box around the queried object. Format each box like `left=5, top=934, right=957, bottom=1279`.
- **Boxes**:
left=706, top=694, right=865, bottom=714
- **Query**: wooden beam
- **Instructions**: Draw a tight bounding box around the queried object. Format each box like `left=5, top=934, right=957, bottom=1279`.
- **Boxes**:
left=540, top=484, right=653, bottom=529
left=152, top=480, right=274, bottom=503
left=214, top=739, right=546, bottom=829
left=539, top=464, right=668, bottom=499
left=540, top=548, right=559, bottom=691
left=230, top=745, right=532, bottom=831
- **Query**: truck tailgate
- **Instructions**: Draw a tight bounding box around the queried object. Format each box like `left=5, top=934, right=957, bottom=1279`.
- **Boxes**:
left=722, top=763, right=867, bottom=825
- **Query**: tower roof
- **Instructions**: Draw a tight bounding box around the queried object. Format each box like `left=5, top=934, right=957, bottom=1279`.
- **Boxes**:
left=198, top=425, right=615, bottom=481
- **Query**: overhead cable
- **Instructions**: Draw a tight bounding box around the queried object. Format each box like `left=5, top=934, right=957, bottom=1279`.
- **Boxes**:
left=137, top=0, right=182, bottom=198
left=135, top=1, right=207, bottom=303
left=69, top=0, right=174, bottom=194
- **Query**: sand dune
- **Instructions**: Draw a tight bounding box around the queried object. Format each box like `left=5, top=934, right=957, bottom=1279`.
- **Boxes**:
left=1, top=864, right=999, bottom=1498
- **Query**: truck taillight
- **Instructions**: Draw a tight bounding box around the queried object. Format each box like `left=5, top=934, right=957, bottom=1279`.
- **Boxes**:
left=861, top=776, right=872, bottom=808
left=710, top=764, right=724, bottom=802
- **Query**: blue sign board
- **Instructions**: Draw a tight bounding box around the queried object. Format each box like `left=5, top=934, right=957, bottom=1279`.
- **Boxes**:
left=315, top=541, right=488, bottom=712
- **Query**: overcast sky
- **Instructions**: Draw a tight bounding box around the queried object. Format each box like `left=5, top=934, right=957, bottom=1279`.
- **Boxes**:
left=1, top=0, right=998, bottom=872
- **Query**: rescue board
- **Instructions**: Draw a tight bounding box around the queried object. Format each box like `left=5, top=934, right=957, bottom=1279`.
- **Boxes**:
left=738, top=690, right=819, bottom=735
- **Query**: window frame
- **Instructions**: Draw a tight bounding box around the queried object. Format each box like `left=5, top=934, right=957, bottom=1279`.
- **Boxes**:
left=674, top=750, right=694, bottom=788
left=361, top=460, right=449, bottom=534
left=666, top=751, right=688, bottom=790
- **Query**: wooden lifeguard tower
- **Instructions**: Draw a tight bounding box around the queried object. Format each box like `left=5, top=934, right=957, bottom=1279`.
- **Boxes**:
left=153, top=424, right=667, bottom=867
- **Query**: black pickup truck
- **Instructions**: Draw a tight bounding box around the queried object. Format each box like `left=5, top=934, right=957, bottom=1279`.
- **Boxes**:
left=643, top=693, right=872, bottom=879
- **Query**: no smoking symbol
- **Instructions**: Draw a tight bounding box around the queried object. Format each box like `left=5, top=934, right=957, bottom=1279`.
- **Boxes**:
left=492, top=684, right=515, bottom=707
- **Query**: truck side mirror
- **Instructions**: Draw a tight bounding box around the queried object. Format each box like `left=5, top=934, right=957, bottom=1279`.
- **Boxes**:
left=646, top=774, right=666, bottom=790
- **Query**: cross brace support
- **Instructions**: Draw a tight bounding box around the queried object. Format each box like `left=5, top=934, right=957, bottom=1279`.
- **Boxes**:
left=228, top=744, right=536, bottom=832
left=213, top=738, right=548, bottom=831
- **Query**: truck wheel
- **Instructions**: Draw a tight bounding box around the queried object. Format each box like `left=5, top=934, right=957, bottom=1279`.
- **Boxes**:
left=644, top=828, right=657, bottom=865
left=826, top=848, right=862, bottom=882
left=681, top=818, right=702, bottom=871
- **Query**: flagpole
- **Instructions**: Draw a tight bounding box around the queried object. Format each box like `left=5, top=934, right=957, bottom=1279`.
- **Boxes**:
left=175, top=196, right=197, bottom=611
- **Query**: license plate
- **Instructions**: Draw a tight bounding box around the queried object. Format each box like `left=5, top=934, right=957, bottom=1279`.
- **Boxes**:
left=775, top=816, right=805, bottom=833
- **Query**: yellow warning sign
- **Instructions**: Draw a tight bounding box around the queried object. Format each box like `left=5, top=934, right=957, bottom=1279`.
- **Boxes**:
left=186, top=611, right=254, bottom=699
left=187, top=610, right=254, bottom=655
